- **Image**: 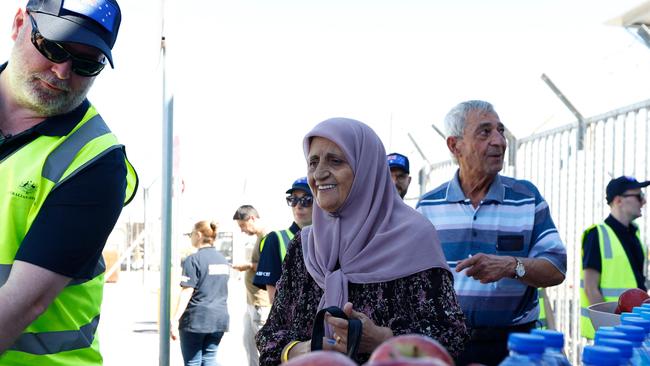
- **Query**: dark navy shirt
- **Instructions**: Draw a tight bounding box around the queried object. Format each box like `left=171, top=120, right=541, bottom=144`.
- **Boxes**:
left=582, top=214, right=646, bottom=290
left=180, top=247, right=230, bottom=333
left=1, top=62, right=128, bottom=279
left=253, top=222, right=300, bottom=289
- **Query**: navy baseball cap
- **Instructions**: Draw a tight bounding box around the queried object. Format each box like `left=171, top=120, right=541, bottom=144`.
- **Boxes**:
left=26, top=0, right=121, bottom=67
left=606, top=176, right=650, bottom=203
left=286, top=177, right=312, bottom=195
left=387, top=153, right=409, bottom=174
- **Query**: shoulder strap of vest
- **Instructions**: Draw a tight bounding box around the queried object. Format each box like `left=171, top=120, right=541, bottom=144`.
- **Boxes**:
left=42, top=114, right=111, bottom=183
left=597, top=224, right=614, bottom=259
left=278, top=229, right=293, bottom=260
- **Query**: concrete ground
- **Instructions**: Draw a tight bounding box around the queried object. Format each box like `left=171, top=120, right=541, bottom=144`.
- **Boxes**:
left=99, top=269, right=249, bottom=366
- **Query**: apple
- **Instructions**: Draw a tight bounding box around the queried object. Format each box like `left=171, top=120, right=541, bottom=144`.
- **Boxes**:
left=618, top=288, right=650, bottom=313
left=615, top=304, right=622, bottom=314
left=367, top=334, right=454, bottom=366
left=364, top=358, right=449, bottom=366
left=284, top=350, right=357, bottom=366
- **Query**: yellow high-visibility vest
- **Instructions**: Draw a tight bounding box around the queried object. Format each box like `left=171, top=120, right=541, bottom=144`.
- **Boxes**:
left=579, top=223, right=644, bottom=339
left=0, top=105, right=137, bottom=365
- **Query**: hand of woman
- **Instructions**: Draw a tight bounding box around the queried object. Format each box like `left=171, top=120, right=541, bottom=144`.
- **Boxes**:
left=170, top=320, right=179, bottom=341
left=324, top=302, right=393, bottom=354
left=287, top=340, right=311, bottom=360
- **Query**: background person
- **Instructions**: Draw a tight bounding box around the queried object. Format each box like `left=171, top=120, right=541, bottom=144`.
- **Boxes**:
left=256, top=117, right=468, bottom=365
left=232, top=205, right=270, bottom=366
left=416, top=100, right=566, bottom=366
left=0, top=0, right=138, bottom=364
left=171, top=220, right=230, bottom=366
left=254, top=177, right=313, bottom=303
left=387, top=152, right=412, bottom=199
left=580, top=176, right=649, bottom=339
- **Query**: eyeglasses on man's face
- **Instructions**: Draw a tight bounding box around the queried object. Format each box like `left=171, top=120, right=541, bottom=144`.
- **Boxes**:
left=183, top=231, right=194, bottom=238
left=621, top=192, right=645, bottom=202
left=286, top=195, right=313, bottom=208
left=28, top=13, right=106, bottom=77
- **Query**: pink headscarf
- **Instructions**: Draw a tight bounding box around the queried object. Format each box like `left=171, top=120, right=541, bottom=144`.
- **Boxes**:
left=301, top=117, right=450, bottom=311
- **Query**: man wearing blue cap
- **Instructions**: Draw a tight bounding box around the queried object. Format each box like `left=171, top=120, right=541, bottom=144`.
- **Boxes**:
left=387, top=153, right=412, bottom=199
left=254, top=177, right=313, bottom=303
left=581, top=176, right=649, bottom=339
left=0, top=0, right=137, bottom=364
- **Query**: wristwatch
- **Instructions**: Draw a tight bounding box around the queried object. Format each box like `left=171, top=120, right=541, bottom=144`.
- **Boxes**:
left=513, top=257, right=526, bottom=279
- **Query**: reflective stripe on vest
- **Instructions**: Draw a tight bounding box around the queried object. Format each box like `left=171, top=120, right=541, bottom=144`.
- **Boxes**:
left=0, top=105, right=137, bottom=365
left=10, top=315, right=100, bottom=355
left=259, top=229, right=295, bottom=261
left=42, top=115, right=110, bottom=183
left=579, top=223, right=644, bottom=339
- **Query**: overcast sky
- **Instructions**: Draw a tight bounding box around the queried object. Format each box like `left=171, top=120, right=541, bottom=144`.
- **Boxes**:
left=2, top=0, right=650, bottom=232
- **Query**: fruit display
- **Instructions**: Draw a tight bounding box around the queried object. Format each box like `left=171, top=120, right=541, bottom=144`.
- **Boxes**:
left=285, top=334, right=454, bottom=365
left=615, top=288, right=650, bottom=314
left=364, top=334, right=454, bottom=366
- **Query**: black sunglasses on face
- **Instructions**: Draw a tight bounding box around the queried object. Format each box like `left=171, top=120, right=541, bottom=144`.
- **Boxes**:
left=29, top=13, right=106, bottom=77
left=286, top=195, right=313, bottom=207
left=621, top=192, right=645, bottom=202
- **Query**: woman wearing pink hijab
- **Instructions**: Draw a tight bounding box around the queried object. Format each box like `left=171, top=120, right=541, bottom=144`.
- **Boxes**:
left=256, top=118, right=468, bottom=365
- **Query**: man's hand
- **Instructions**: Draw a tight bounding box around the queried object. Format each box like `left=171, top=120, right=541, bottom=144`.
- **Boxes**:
left=232, top=262, right=252, bottom=272
left=456, top=253, right=514, bottom=283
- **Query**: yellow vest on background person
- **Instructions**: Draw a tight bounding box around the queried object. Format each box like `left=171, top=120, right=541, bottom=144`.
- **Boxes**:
left=579, top=223, right=644, bottom=339
left=538, top=289, right=547, bottom=329
left=0, top=105, right=137, bottom=366
left=259, top=229, right=295, bottom=261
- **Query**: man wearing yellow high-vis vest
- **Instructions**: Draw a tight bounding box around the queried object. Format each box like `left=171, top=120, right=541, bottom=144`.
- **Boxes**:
left=0, top=0, right=137, bottom=365
left=581, top=176, right=648, bottom=339
left=254, top=177, right=314, bottom=303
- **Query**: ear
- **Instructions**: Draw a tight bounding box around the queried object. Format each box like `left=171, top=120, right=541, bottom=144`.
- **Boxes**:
left=447, top=136, right=461, bottom=157
left=11, top=8, right=26, bottom=42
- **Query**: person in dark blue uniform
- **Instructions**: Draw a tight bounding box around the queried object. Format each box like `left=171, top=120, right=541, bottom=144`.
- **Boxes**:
left=171, top=220, right=230, bottom=366
left=254, top=177, right=313, bottom=303
left=387, top=152, right=412, bottom=199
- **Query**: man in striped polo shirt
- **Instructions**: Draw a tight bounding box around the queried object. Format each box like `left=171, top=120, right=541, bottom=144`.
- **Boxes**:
left=416, top=100, right=567, bottom=366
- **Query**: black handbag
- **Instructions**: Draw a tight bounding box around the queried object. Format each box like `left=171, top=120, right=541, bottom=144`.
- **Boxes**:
left=310, top=306, right=363, bottom=359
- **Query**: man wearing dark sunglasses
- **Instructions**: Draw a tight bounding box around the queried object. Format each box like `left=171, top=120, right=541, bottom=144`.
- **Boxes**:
left=0, top=1, right=137, bottom=365
left=581, top=175, right=649, bottom=339
left=254, top=177, right=313, bottom=303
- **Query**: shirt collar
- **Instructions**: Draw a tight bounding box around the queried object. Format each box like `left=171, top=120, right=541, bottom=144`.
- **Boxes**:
left=446, top=169, right=505, bottom=203
left=289, top=222, right=301, bottom=234
left=0, top=61, right=89, bottom=137
left=606, top=214, right=638, bottom=233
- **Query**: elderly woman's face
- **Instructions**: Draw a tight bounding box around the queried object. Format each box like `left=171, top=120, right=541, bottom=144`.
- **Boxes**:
left=307, top=137, right=354, bottom=213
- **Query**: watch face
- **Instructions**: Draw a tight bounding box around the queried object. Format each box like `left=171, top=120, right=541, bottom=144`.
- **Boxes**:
left=516, top=262, right=525, bottom=277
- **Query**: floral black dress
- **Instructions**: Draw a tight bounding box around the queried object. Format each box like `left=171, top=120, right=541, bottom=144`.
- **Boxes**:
left=256, top=234, right=469, bottom=365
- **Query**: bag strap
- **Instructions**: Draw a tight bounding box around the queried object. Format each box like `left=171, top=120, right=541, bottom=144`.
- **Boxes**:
left=310, top=306, right=363, bottom=359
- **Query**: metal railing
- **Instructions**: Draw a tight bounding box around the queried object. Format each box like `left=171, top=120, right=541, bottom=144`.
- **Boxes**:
left=420, top=99, right=650, bottom=364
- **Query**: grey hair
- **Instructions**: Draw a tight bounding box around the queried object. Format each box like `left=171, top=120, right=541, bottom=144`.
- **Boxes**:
left=444, top=100, right=498, bottom=138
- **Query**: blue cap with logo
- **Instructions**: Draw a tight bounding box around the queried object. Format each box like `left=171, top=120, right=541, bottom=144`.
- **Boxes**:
left=286, top=177, right=312, bottom=195
left=27, top=0, right=122, bottom=67
left=387, top=153, right=409, bottom=174
left=606, top=176, right=650, bottom=204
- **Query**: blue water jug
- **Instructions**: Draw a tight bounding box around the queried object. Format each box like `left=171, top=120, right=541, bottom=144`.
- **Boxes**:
left=531, top=329, right=570, bottom=366
left=498, top=333, right=546, bottom=366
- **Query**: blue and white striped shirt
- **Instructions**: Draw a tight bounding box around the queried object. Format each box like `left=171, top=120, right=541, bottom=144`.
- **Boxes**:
left=416, top=171, right=567, bottom=328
